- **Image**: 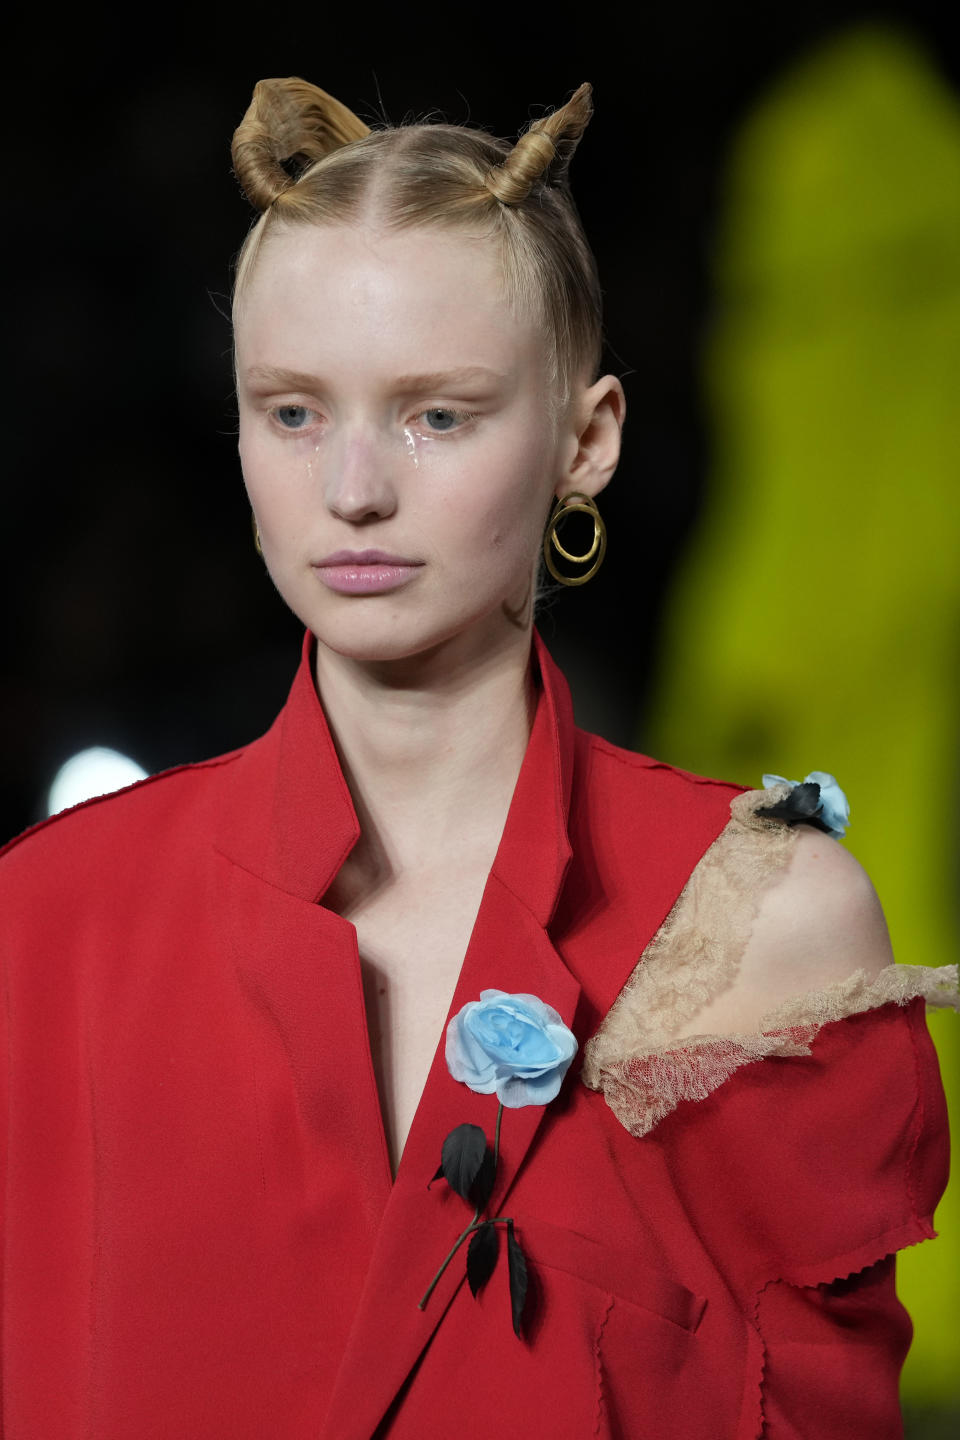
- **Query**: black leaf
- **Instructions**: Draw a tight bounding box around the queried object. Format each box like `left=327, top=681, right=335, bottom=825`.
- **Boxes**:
left=440, top=1123, right=488, bottom=1202
left=755, top=781, right=831, bottom=833
left=507, top=1220, right=529, bottom=1339
left=469, top=1146, right=496, bottom=1212
left=466, top=1221, right=499, bottom=1298
left=427, top=1163, right=444, bottom=1191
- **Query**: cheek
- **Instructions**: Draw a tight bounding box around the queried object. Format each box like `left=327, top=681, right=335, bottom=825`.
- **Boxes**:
left=479, top=439, right=555, bottom=552
left=238, top=422, right=312, bottom=519
left=237, top=416, right=266, bottom=501
left=445, top=484, right=538, bottom=562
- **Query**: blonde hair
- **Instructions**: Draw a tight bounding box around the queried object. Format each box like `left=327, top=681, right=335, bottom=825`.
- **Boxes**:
left=230, top=78, right=602, bottom=408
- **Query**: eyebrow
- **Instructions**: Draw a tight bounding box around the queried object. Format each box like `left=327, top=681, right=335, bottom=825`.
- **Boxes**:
left=242, top=364, right=508, bottom=392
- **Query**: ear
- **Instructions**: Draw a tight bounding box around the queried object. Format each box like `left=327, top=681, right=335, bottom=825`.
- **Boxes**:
left=558, top=374, right=626, bottom=500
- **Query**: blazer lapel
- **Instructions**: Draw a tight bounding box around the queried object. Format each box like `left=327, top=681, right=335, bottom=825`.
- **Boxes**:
left=213, top=629, right=362, bottom=907
left=319, top=631, right=582, bottom=1440
left=319, top=879, right=580, bottom=1439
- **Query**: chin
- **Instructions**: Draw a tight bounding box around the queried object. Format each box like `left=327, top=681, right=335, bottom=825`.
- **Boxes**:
left=317, top=628, right=434, bottom=666
left=295, top=603, right=449, bottom=665
left=307, top=606, right=526, bottom=671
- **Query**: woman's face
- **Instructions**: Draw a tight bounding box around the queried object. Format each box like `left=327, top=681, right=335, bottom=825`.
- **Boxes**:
left=235, top=222, right=582, bottom=668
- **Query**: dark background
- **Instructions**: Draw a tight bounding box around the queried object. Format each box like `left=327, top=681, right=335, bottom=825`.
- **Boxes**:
left=5, top=2, right=959, bottom=837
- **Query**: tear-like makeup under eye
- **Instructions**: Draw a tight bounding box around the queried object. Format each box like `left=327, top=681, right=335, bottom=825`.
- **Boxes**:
left=403, top=427, right=421, bottom=468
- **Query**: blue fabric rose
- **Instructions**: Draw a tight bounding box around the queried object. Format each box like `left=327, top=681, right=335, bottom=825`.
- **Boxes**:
left=445, top=989, right=578, bottom=1109
left=762, top=770, right=850, bottom=840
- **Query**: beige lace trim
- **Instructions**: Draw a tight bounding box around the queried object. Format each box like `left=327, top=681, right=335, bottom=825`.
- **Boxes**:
left=580, top=785, right=959, bottom=1138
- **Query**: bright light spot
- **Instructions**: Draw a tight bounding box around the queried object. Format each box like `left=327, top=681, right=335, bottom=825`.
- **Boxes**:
left=47, top=746, right=149, bottom=816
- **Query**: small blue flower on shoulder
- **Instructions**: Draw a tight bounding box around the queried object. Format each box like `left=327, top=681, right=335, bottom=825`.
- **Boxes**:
left=761, top=771, right=850, bottom=840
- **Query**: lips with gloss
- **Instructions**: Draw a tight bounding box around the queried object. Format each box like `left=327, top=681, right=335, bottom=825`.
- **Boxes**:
left=313, top=550, right=423, bottom=595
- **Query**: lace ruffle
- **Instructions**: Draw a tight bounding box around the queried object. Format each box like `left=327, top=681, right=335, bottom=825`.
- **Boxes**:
left=583, top=961, right=958, bottom=1138
left=580, top=786, right=959, bottom=1138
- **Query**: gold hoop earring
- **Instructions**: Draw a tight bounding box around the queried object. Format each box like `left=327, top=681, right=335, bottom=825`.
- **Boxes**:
left=251, top=512, right=263, bottom=557
left=542, top=492, right=606, bottom=586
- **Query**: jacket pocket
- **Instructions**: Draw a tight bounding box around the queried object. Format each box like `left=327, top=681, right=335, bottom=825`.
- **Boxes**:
left=390, top=1217, right=741, bottom=1440
left=520, top=1215, right=706, bottom=1333
left=513, top=1217, right=736, bottom=1440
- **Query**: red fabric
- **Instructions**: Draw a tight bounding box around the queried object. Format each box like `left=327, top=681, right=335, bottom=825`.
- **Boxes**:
left=0, top=629, right=949, bottom=1438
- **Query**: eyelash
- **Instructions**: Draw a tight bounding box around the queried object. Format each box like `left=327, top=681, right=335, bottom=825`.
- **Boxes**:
left=267, top=405, right=477, bottom=435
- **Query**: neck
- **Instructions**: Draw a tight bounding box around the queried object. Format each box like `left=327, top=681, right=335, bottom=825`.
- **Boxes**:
left=314, top=621, right=538, bottom=883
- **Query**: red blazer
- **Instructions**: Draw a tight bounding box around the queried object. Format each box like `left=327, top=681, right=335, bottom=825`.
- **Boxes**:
left=0, top=629, right=949, bottom=1439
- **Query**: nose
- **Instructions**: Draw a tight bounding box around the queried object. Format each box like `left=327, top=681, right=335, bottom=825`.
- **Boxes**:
left=323, top=424, right=398, bottom=524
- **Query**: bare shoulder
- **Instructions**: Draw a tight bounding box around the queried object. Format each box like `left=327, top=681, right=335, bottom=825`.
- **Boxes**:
left=738, top=825, right=894, bottom=1011
left=757, top=826, right=892, bottom=969
left=670, top=823, right=896, bottom=1039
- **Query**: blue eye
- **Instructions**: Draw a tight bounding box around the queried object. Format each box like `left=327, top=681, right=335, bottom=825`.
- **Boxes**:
left=274, top=405, right=312, bottom=429
left=422, top=408, right=461, bottom=432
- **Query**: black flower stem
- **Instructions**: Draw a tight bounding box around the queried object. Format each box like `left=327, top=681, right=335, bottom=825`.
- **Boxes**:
left=418, top=1103, right=506, bottom=1312
left=418, top=1216, right=477, bottom=1310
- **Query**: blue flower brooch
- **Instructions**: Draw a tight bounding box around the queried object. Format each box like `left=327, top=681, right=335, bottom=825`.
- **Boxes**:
left=758, top=770, right=850, bottom=839
left=419, top=990, right=578, bottom=1337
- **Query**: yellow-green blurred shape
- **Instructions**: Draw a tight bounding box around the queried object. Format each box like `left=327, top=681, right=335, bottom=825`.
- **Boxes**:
left=644, top=25, right=960, bottom=1404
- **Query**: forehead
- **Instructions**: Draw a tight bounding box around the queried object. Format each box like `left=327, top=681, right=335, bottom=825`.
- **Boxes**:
left=235, top=222, right=549, bottom=384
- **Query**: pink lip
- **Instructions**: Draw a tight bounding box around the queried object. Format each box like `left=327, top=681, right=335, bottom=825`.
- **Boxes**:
left=313, top=550, right=424, bottom=595
left=316, top=549, right=419, bottom=566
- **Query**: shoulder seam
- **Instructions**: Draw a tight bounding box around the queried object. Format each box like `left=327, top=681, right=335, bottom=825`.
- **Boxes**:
left=0, top=748, right=247, bottom=862
left=586, top=735, right=745, bottom=792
